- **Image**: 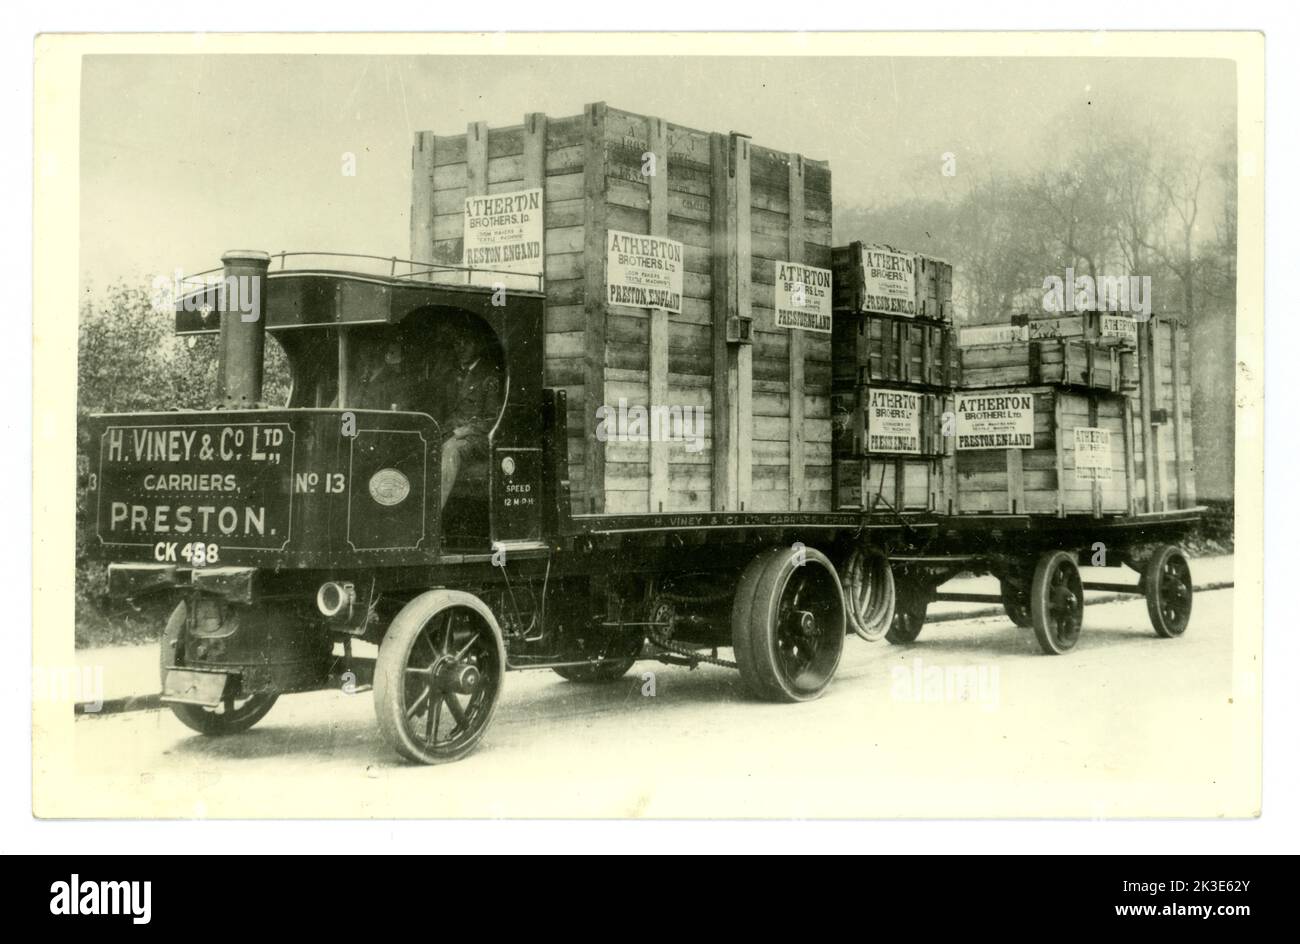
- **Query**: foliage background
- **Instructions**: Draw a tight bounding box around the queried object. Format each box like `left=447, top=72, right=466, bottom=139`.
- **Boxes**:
left=75, top=285, right=288, bottom=646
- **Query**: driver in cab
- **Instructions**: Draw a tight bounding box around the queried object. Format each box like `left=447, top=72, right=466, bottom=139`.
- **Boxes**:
left=435, top=327, right=501, bottom=508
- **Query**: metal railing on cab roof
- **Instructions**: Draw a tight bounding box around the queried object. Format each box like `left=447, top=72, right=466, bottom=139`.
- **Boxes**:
left=177, top=250, right=545, bottom=294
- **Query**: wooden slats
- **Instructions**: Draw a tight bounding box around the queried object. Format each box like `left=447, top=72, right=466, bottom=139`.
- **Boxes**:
left=414, top=103, right=833, bottom=518
left=709, top=132, right=732, bottom=511
left=581, top=102, right=608, bottom=513
left=787, top=152, right=806, bottom=510
left=647, top=115, right=670, bottom=513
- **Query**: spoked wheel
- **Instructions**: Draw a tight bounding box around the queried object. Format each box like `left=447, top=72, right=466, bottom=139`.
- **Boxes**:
left=732, top=546, right=846, bottom=702
left=374, top=591, right=506, bottom=764
left=885, top=579, right=928, bottom=644
left=1029, top=551, right=1084, bottom=655
left=159, top=602, right=278, bottom=736
left=841, top=547, right=896, bottom=642
left=1143, top=544, right=1193, bottom=638
left=1000, top=579, right=1033, bottom=628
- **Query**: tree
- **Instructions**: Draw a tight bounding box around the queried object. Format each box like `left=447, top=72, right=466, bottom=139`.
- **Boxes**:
left=75, top=281, right=289, bottom=645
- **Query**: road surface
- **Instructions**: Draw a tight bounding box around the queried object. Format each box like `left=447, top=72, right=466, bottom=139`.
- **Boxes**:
left=62, top=588, right=1252, bottom=818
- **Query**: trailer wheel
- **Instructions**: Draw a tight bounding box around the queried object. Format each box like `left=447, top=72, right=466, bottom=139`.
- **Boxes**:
left=732, top=546, right=846, bottom=702
left=159, top=602, right=278, bottom=736
left=885, top=581, right=928, bottom=644
left=1143, top=544, right=1193, bottom=638
left=374, top=590, right=506, bottom=765
left=1000, top=579, right=1033, bottom=628
left=1029, top=551, right=1084, bottom=654
left=842, top=548, right=896, bottom=642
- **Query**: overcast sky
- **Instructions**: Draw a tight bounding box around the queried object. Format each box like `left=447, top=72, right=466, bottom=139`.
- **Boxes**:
left=80, top=54, right=1235, bottom=289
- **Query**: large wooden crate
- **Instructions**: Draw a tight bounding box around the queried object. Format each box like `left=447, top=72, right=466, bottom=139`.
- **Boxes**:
left=950, top=386, right=1135, bottom=516
left=410, top=103, right=834, bottom=515
left=832, top=312, right=957, bottom=388
left=830, top=242, right=953, bottom=321
left=958, top=338, right=1131, bottom=393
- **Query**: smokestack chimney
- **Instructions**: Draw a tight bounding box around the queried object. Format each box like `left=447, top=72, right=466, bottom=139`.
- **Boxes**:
left=217, top=250, right=270, bottom=408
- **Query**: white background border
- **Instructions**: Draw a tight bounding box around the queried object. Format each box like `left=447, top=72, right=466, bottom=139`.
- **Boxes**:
left=7, top=2, right=1294, bottom=854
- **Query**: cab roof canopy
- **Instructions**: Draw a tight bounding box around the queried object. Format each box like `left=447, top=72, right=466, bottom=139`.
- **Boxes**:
left=174, top=252, right=544, bottom=336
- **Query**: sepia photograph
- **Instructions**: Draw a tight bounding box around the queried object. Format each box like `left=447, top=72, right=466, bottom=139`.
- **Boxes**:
left=27, top=30, right=1265, bottom=827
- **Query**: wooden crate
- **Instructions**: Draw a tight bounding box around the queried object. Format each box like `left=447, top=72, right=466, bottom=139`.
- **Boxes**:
left=1133, top=317, right=1196, bottom=511
left=410, top=103, right=834, bottom=515
left=959, top=311, right=1140, bottom=349
left=832, top=312, right=957, bottom=388
left=831, top=387, right=950, bottom=458
left=830, top=242, right=953, bottom=321
left=833, top=457, right=949, bottom=513
left=959, top=338, right=1130, bottom=393
left=950, top=386, right=1135, bottom=516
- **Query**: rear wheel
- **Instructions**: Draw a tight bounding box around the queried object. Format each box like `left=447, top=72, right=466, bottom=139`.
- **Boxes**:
left=159, top=602, right=278, bottom=736
left=732, top=546, right=846, bottom=702
left=374, top=591, right=506, bottom=764
left=1029, top=551, right=1084, bottom=654
left=842, top=548, right=896, bottom=642
left=1144, top=545, right=1193, bottom=638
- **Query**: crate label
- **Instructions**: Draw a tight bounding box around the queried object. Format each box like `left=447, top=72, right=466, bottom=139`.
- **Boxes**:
left=606, top=230, right=683, bottom=313
left=866, top=388, right=922, bottom=454
left=858, top=245, right=917, bottom=317
left=1099, top=314, right=1139, bottom=345
left=1073, top=426, right=1113, bottom=480
left=462, top=188, right=544, bottom=276
left=1027, top=316, right=1084, bottom=340
left=955, top=393, right=1034, bottom=450
left=960, top=323, right=1028, bottom=347
left=774, top=262, right=832, bottom=334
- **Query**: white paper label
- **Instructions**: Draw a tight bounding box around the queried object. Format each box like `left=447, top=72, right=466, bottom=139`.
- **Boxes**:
left=960, top=323, right=1028, bottom=347
left=858, top=246, right=916, bottom=317
left=774, top=261, right=833, bottom=334
left=1073, top=426, right=1113, bottom=480
left=866, top=388, right=923, bottom=454
left=1100, top=314, right=1139, bottom=345
left=606, top=230, right=683, bottom=313
left=955, top=392, right=1034, bottom=450
left=462, top=188, right=544, bottom=275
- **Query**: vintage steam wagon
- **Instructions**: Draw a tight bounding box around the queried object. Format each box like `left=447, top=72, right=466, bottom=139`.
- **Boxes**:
left=83, top=102, right=1202, bottom=765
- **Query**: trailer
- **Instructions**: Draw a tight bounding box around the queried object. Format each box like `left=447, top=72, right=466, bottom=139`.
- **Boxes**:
left=885, top=509, right=1201, bottom=655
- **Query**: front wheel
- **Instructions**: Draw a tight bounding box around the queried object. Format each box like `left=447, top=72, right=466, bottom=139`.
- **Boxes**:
left=732, top=546, right=846, bottom=702
left=373, top=591, right=506, bottom=765
left=1000, top=579, right=1033, bottom=628
left=886, top=579, right=928, bottom=644
left=159, top=603, right=278, bottom=736
left=1029, top=551, right=1084, bottom=654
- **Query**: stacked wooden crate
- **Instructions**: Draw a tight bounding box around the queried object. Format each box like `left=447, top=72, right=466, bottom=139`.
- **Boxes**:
left=410, top=103, right=834, bottom=516
left=950, top=310, right=1195, bottom=516
left=828, top=243, right=955, bottom=513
